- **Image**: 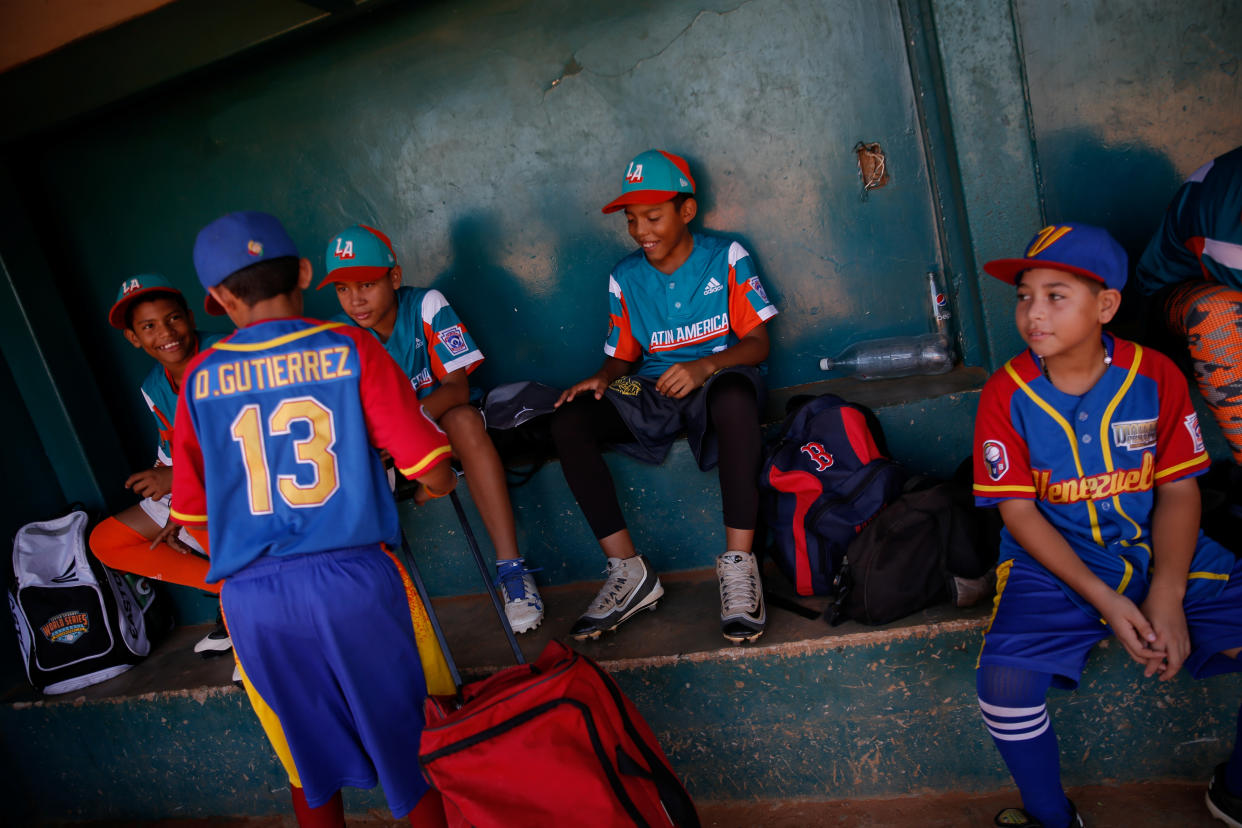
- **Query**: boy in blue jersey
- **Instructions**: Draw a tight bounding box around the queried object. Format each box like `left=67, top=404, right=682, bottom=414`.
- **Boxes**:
left=167, top=212, right=456, bottom=827
left=553, top=149, right=778, bottom=643
left=89, top=273, right=230, bottom=655
left=319, top=224, right=543, bottom=633
left=972, top=223, right=1242, bottom=827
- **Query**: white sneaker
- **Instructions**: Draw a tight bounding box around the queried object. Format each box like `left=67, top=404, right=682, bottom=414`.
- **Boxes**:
left=496, top=558, right=544, bottom=634
left=717, top=551, right=765, bottom=643
left=570, top=555, right=664, bottom=640
left=194, top=620, right=232, bottom=655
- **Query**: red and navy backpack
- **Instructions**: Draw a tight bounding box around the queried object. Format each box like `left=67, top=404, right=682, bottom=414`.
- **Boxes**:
left=760, top=394, right=908, bottom=596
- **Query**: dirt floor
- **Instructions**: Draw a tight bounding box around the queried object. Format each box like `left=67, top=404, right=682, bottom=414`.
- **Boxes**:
left=71, top=779, right=1222, bottom=827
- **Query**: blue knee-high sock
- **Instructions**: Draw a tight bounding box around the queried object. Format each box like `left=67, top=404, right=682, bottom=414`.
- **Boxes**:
left=977, top=664, right=1072, bottom=827
left=1225, top=701, right=1242, bottom=795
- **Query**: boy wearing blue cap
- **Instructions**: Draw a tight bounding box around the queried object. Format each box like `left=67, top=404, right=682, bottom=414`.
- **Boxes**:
left=165, top=211, right=456, bottom=827
left=319, top=224, right=543, bottom=633
left=89, top=274, right=229, bottom=655
left=972, top=223, right=1242, bottom=827
left=553, top=149, right=778, bottom=643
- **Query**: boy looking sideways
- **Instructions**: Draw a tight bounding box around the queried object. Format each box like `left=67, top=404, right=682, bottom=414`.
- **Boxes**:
left=319, top=224, right=543, bottom=633
left=167, top=211, right=455, bottom=827
left=972, top=223, right=1242, bottom=827
left=89, top=274, right=228, bottom=655
left=552, top=149, right=778, bottom=643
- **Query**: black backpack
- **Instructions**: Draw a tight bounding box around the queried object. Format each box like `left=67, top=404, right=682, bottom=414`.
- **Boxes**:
left=829, top=474, right=998, bottom=626
left=760, top=394, right=909, bottom=596
left=8, top=510, right=153, bottom=694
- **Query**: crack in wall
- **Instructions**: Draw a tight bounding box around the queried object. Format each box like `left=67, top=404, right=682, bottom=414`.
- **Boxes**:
left=543, top=0, right=759, bottom=94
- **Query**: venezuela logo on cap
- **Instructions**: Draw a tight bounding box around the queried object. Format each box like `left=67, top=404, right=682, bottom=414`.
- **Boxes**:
left=1026, top=225, right=1073, bottom=257
left=247, top=240, right=264, bottom=257
left=41, top=610, right=90, bottom=645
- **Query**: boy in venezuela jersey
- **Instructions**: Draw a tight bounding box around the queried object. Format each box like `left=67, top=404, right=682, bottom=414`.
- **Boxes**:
left=166, top=211, right=456, bottom=827
left=972, top=223, right=1242, bottom=828
left=552, top=149, right=778, bottom=644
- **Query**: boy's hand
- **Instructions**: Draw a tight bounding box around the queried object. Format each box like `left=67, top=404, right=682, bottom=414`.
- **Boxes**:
left=126, top=466, right=174, bottom=500
left=1098, top=591, right=1160, bottom=666
left=656, top=360, right=713, bottom=399
left=150, top=519, right=194, bottom=554
left=557, top=375, right=610, bottom=406
left=1141, top=590, right=1191, bottom=681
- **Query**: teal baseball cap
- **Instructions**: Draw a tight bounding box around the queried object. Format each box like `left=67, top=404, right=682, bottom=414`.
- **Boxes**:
left=108, top=273, right=184, bottom=329
left=601, top=149, right=696, bottom=214
left=319, top=224, right=398, bottom=289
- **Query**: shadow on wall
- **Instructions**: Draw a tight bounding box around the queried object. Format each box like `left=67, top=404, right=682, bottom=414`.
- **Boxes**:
left=1036, top=130, right=1180, bottom=339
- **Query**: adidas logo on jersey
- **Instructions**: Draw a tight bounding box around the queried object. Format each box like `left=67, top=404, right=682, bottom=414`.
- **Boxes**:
left=703, top=277, right=723, bottom=296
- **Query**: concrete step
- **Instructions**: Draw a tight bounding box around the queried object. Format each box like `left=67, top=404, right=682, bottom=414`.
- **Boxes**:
left=70, top=780, right=1227, bottom=827
left=3, top=565, right=1239, bottom=824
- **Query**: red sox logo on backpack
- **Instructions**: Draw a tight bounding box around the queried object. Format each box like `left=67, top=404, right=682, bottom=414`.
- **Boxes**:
left=800, top=441, right=834, bottom=471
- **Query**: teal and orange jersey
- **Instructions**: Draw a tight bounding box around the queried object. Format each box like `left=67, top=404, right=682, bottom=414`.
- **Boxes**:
left=339, top=286, right=483, bottom=397
left=169, top=317, right=451, bottom=582
left=140, top=330, right=224, bottom=466
left=973, top=335, right=1228, bottom=612
left=1137, top=144, right=1242, bottom=293
left=604, top=233, right=777, bottom=378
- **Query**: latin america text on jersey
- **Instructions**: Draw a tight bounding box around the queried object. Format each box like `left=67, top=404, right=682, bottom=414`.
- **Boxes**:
left=604, top=233, right=778, bottom=378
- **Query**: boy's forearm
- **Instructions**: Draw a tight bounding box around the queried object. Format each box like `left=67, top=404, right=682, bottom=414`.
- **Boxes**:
left=594, top=356, right=633, bottom=385
left=1148, top=478, right=1199, bottom=599
left=998, top=499, right=1118, bottom=610
left=701, top=327, right=769, bottom=374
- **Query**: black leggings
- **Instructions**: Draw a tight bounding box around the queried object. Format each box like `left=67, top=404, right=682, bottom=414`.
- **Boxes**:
left=550, top=373, right=762, bottom=539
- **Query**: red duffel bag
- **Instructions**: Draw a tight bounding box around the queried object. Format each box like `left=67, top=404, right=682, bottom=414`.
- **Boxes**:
left=419, top=639, right=699, bottom=828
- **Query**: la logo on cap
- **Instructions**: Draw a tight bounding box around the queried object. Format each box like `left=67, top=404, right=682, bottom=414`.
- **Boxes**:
left=247, top=240, right=263, bottom=257
left=121, top=277, right=141, bottom=295
left=625, top=162, right=644, bottom=183
left=334, top=238, right=355, bottom=260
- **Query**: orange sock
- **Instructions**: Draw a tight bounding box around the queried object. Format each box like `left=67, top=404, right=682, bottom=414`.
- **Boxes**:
left=88, top=516, right=219, bottom=594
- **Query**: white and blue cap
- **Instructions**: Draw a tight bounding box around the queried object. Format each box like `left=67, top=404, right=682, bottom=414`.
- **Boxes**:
left=193, top=211, right=299, bottom=315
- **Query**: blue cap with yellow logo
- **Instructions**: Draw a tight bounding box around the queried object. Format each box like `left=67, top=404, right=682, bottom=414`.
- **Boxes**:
left=984, top=223, right=1128, bottom=290
left=193, top=211, right=299, bottom=315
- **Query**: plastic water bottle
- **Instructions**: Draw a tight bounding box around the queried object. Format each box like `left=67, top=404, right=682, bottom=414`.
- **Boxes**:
left=819, top=333, right=953, bottom=380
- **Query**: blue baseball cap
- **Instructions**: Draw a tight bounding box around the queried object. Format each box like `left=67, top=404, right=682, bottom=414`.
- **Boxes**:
left=984, top=223, right=1128, bottom=291
left=319, top=224, right=398, bottom=289
left=193, top=211, right=299, bottom=315
left=601, top=149, right=696, bottom=214
left=108, top=273, right=184, bottom=329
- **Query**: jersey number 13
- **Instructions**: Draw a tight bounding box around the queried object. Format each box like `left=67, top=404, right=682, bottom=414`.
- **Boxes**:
left=230, top=397, right=340, bottom=514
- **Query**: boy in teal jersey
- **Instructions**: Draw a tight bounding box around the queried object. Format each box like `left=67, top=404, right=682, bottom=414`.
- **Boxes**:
left=320, top=224, right=543, bottom=633
left=88, top=273, right=229, bottom=655
left=553, top=149, right=778, bottom=643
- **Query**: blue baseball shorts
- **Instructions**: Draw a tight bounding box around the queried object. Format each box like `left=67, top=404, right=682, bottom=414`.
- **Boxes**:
left=602, top=365, right=765, bottom=469
left=222, top=544, right=430, bottom=817
left=979, top=549, right=1242, bottom=689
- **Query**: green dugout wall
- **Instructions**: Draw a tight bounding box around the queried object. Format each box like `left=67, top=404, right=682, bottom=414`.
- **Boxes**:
left=0, top=0, right=1239, bottom=685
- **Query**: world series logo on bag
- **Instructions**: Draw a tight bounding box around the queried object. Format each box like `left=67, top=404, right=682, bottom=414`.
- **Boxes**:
left=41, top=610, right=90, bottom=645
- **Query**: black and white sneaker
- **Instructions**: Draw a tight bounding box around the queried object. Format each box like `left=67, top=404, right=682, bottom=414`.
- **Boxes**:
left=570, top=555, right=664, bottom=640
left=717, top=551, right=765, bottom=643
left=194, top=616, right=232, bottom=656
left=1208, top=763, right=1242, bottom=827
left=994, top=800, right=1083, bottom=827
